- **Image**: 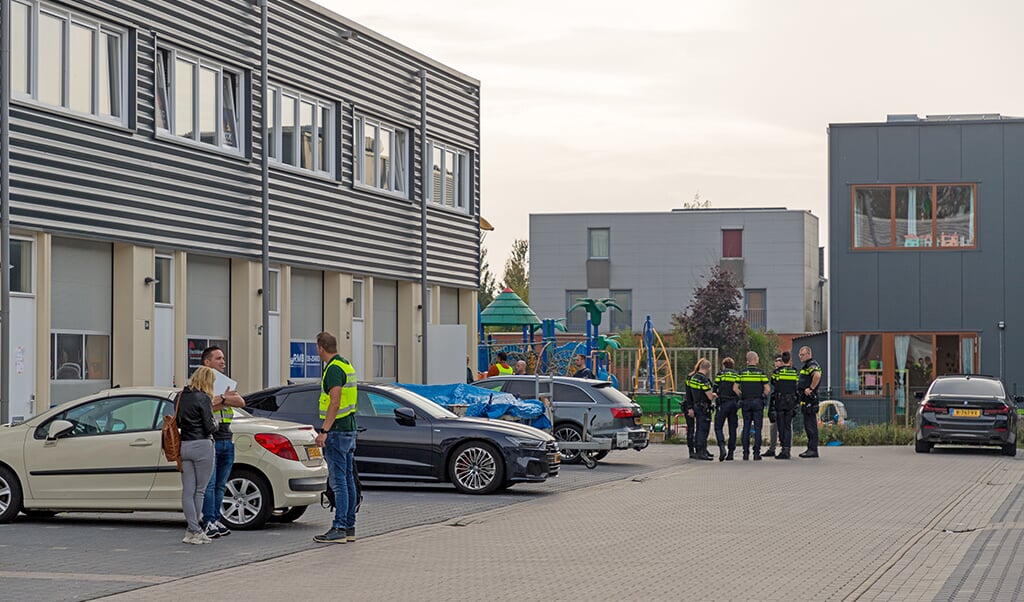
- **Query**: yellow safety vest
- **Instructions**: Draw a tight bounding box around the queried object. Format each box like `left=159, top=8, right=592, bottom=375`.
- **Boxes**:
left=216, top=406, right=232, bottom=424
left=319, top=357, right=357, bottom=420
left=496, top=363, right=513, bottom=375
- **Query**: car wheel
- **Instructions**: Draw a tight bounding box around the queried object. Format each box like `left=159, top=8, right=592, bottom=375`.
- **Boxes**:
left=553, top=423, right=584, bottom=464
left=1002, top=443, right=1017, bottom=457
left=270, top=506, right=308, bottom=523
left=220, top=468, right=274, bottom=530
left=449, top=441, right=505, bottom=495
left=0, top=466, right=23, bottom=523
left=914, top=438, right=932, bottom=453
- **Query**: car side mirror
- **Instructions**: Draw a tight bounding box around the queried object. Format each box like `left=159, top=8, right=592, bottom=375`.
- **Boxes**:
left=394, top=407, right=417, bottom=426
left=914, top=391, right=924, bottom=399
left=47, top=419, right=75, bottom=440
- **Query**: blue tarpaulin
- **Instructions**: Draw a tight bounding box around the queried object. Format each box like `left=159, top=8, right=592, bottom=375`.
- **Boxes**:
left=396, top=383, right=551, bottom=430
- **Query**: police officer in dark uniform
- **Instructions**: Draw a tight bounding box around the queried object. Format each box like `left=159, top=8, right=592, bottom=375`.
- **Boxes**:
left=734, top=351, right=770, bottom=461
left=769, top=351, right=799, bottom=460
left=713, top=357, right=740, bottom=461
left=680, top=381, right=697, bottom=459
left=685, top=358, right=717, bottom=461
left=797, top=345, right=822, bottom=458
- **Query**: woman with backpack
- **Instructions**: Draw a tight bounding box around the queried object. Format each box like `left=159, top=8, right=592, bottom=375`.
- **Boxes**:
left=178, top=366, right=219, bottom=544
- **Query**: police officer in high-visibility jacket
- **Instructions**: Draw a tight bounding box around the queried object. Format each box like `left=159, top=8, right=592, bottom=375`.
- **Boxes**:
left=769, top=351, right=800, bottom=460
left=733, top=351, right=770, bottom=461
left=797, top=346, right=823, bottom=459
left=685, top=358, right=717, bottom=461
left=713, top=357, right=740, bottom=462
left=313, top=331, right=359, bottom=544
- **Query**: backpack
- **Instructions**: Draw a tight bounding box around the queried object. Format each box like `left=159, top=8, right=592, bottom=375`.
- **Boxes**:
left=161, top=391, right=183, bottom=472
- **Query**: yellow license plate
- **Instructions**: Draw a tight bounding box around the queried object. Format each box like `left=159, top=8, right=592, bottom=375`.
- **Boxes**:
left=307, top=446, right=323, bottom=459
left=554, top=452, right=560, bottom=464
left=951, top=408, right=980, bottom=417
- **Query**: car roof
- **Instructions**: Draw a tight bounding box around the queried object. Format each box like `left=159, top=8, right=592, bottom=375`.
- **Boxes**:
left=244, top=381, right=399, bottom=397
left=932, top=374, right=1000, bottom=381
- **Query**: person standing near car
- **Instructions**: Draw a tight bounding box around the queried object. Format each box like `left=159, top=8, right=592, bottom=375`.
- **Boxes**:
left=686, top=358, right=717, bottom=461
left=572, top=354, right=596, bottom=379
left=763, top=355, right=784, bottom=458
left=487, top=351, right=514, bottom=377
left=200, top=346, right=246, bottom=540
left=713, top=357, right=740, bottom=461
left=313, top=331, right=359, bottom=544
left=734, top=351, right=770, bottom=461
left=178, top=366, right=218, bottom=545
left=770, top=352, right=799, bottom=460
left=797, top=346, right=823, bottom=458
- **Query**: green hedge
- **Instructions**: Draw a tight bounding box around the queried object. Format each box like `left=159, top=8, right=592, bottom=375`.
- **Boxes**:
left=665, top=423, right=917, bottom=446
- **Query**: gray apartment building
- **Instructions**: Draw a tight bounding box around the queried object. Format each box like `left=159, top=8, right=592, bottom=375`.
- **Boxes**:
left=529, top=209, right=824, bottom=338
left=0, top=0, right=482, bottom=421
left=828, top=114, right=1023, bottom=418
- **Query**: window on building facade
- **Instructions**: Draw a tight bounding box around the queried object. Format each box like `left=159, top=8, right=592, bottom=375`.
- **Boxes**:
left=355, top=115, right=408, bottom=197
left=267, top=85, right=334, bottom=175
left=11, top=0, right=127, bottom=124
left=10, top=239, right=33, bottom=294
left=352, top=279, right=364, bottom=320
left=267, top=269, right=280, bottom=313
left=154, top=255, right=172, bottom=305
left=608, top=290, right=632, bottom=332
left=722, top=229, right=743, bottom=258
left=588, top=228, right=609, bottom=260
left=51, top=332, right=109, bottom=381
left=427, top=141, right=470, bottom=213
left=155, top=48, right=242, bottom=152
left=744, top=289, right=766, bottom=330
left=852, top=184, right=976, bottom=249
left=566, top=289, right=587, bottom=332
left=842, top=332, right=978, bottom=415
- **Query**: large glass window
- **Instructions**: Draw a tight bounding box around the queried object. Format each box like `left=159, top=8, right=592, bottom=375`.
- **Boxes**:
left=566, top=289, right=587, bottom=332
left=11, top=1, right=126, bottom=123
left=427, top=141, right=471, bottom=213
left=267, top=85, right=334, bottom=176
left=156, top=48, right=242, bottom=152
left=51, top=332, right=109, bottom=381
left=722, top=229, right=743, bottom=258
left=853, top=184, right=975, bottom=249
left=842, top=333, right=978, bottom=401
left=744, top=289, right=766, bottom=331
left=355, top=115, right=409, bottom=196
left=588, top=228, right=609, bottom=259
left=609, top=289, right=632, bottom=332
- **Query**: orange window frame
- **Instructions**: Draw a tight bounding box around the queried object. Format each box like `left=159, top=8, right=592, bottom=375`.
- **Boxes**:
left=849, top=183, right=977, bottom=251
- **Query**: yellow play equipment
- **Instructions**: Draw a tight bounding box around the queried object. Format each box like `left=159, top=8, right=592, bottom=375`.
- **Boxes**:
left=633, top=318, right=676, bottom=392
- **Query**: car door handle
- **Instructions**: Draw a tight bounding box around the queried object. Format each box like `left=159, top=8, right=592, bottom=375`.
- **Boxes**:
left=357, top=427, right=367, bottom=433
left=129, top=439, right=153, bottom=447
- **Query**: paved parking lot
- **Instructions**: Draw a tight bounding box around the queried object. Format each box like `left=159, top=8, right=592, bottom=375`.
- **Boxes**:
left=6, top=444, right=1024, bottom=601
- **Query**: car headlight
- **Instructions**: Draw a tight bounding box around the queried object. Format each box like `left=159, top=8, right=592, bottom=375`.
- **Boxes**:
left=505, top=435, right=547, bottom=449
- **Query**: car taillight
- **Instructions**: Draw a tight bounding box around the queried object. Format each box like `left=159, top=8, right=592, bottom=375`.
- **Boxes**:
left=984, top=406, right=1010, bottom=415
left=610, top=407, right=635, bottom=419
left=255, top=433, right=300, bottom=461
left=922, top=402, right=943, bottom=413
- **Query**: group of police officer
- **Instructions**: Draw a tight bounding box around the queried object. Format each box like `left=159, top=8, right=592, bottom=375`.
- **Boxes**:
left=682, top=346, right=822, bottom=462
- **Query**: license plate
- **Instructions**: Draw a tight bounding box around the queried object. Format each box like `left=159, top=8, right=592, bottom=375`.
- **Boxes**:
left=950, top=408, right=980, bottom=417
left=307, top=446, right=323, bottom=460
left=553, top=452, right=560, bottom=464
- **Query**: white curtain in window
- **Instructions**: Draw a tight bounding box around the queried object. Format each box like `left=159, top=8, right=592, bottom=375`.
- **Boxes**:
left=907, top=188, right=917, bottom=236
left=844, top=336, right=859, bottom=392
left=394, top=130, right=407, bottom=193
left=968, top=189, right=975, bottom=244
left=894, top=335, right=909, bottom=413
left=961, top=338, right=975, bottom=374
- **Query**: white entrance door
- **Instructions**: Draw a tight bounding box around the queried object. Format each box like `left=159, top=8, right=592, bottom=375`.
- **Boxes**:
left=10, top=295, right=36, bottom=421
left=153, top=256, right=174, bottom=386
left=268, top=312, right=281, bottom=385
left=351, top=279, right=365, bottom=380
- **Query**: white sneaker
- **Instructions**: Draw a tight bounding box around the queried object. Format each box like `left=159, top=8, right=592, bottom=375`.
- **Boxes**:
left=196, top=530, right=213, bottom=544
left=183, top=530, right=205, bottom=545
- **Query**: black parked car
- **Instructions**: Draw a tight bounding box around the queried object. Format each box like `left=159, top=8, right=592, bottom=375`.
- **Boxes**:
left=915, top=374, right=1020, bottom=456
left=244, top=383, right=559, bottom=494
left=472, top=376, right=648, bottom=464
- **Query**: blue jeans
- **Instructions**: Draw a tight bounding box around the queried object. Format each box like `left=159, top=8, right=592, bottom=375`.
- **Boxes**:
left=202, top=438, right=234, bottom=524
left=324, top=431, right=357, bottom=531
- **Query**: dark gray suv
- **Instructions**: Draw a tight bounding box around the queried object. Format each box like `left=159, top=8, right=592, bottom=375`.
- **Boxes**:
left=473, top=376, right=648, bottom=463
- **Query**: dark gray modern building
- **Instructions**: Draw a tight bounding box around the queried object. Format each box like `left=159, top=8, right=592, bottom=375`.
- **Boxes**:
left=0, top=0, right=482, bottom=421
left=828, top=114, right=1022, bottom=421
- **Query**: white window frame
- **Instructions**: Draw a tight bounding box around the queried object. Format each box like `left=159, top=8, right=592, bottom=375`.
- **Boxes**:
left=9, top=236, right=35, bottom=296
left=267, top=84, right=335, bottom=176
left=154, top=254, right=173, bottom=306
left=11, top=0, right=128, bottom=125
left=155, top=47, right=243, bottom=153
left=354, top=114, right=409, bottom=198
left=427, top=141, right=471, bottom=213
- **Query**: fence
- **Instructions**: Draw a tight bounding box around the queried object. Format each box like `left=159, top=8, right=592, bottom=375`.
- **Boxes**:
left=609, top=347, right=718, bottom=394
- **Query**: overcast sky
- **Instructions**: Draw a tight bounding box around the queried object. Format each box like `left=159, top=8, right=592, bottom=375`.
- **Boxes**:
left=318, top=0, right=1024, bottom=275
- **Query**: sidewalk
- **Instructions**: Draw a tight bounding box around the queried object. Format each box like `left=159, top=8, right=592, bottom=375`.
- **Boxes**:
left=100, top=446, right=1024, bottom=602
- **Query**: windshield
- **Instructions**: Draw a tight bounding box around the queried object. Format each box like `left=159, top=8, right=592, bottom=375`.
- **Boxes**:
left=929, top=378, right=1005, bottom=397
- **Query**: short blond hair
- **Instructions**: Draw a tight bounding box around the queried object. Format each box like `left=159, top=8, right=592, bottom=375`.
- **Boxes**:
left=189, top=365, right=216, bottom=398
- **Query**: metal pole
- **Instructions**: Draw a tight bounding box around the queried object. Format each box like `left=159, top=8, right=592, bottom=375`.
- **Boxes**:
left=1, top=0, right=13, bottom=423
left=419, top=69, right=428, bottom=383
left=259, top=0, right=270, bottom=388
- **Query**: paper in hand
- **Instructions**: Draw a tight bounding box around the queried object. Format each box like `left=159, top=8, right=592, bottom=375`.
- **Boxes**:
left=212, top=369, right=238, bottom=397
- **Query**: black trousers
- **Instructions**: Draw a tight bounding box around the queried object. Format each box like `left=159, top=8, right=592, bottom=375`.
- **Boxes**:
left=714, top=399, right=739, bottom=450
left=803, top=408, right=819, bottom=452
left=740, top=399, right=764, bottom=454
left=777, top=408, right=795, bottom=449
left=684, top=412, right=695, bottom=450
left=694, top=405, right=713, bottom=451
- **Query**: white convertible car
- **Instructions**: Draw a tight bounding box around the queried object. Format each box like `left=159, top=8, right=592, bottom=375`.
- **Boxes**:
left=0, top=387, right=327, bottom=529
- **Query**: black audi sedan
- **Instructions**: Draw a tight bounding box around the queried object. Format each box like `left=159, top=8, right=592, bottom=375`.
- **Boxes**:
left=244, top=382, right=559, bottom=494
left=915, top=374, right=1019, bottom=456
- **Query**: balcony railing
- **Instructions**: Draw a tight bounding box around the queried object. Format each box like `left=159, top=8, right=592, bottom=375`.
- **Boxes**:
left=745, top=308, right=766, bottom=330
